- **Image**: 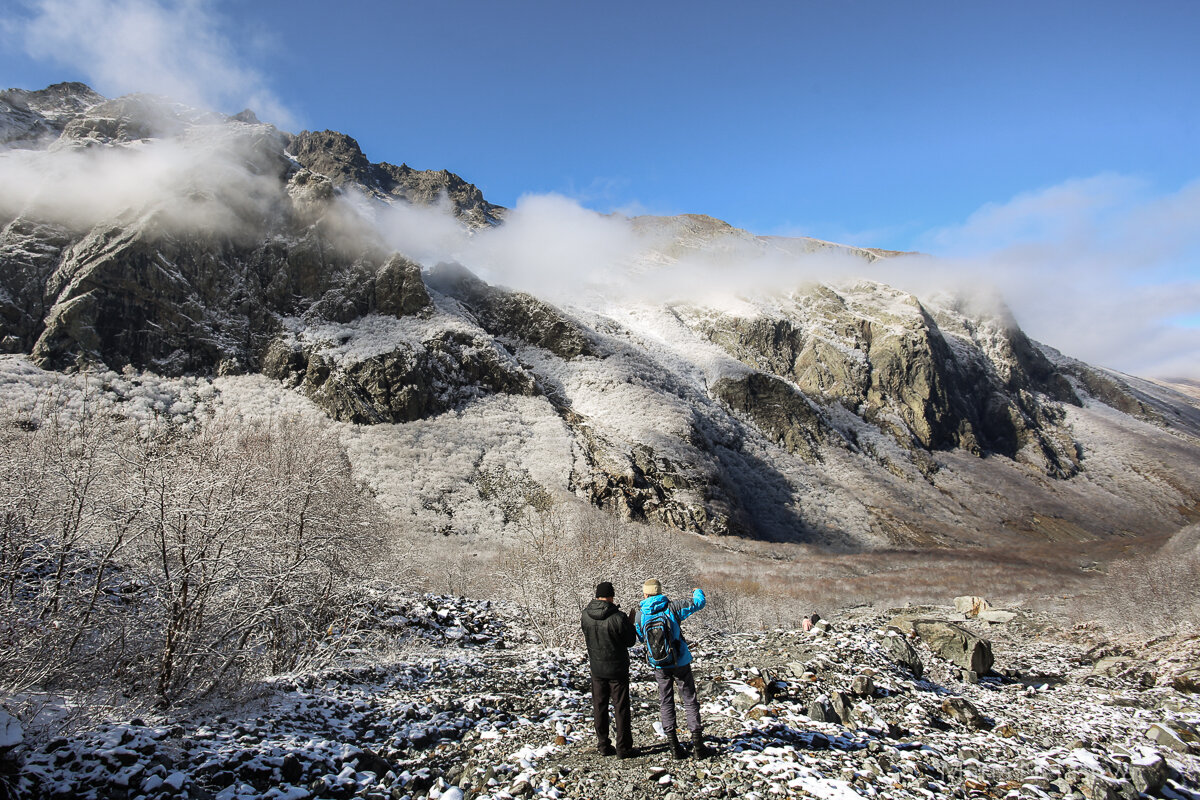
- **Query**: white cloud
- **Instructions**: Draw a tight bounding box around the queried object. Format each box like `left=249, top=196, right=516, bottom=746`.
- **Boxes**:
left=909, top=175, right=1200, bottom=380
left=16, top=0, right=294, bottom=128
left=0, top=129, right=284, bottom=234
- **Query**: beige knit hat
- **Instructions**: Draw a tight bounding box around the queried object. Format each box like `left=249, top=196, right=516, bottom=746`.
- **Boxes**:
left=642, top=578, right=663, bottom=596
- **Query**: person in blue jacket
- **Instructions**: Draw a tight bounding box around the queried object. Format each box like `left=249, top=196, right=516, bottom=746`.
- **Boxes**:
left=630, top=578, right=708, bottom=759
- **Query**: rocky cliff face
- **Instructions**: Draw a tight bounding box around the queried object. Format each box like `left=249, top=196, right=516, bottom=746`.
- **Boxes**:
left=287, top=130, right=503, bottom=227
left=3, top=82, right=1199, bottom=548
left=680, top=283, right=1083, bottom=478
left=0, top=82, right=106, bottom=147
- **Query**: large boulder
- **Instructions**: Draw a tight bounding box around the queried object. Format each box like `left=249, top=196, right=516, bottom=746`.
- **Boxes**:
left=1146, top=722, right=1198, bottom=753
left=1127, top=753, right=1169, bottom=793
left=911, top=619, right=994, bottom=674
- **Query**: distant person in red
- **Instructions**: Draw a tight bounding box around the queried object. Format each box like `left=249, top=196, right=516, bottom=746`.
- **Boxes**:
left=580, top=581, right=639, bottom=758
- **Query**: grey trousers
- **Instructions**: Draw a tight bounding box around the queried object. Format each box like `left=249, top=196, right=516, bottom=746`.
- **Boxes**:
left=654, top=663, right=701, bottom=735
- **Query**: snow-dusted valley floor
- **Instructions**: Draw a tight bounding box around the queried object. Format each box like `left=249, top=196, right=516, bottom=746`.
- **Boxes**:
left=10, top=594, right=1200, bottom=800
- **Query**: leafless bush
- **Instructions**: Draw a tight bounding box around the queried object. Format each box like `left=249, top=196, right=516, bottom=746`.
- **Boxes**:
left=496, top=500, right=692, bottom=647
left=0, top=390, right=390, bottom=708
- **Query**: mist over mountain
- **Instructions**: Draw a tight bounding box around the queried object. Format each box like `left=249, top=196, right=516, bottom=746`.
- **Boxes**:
left=2, top=82, right=1199, bottom=550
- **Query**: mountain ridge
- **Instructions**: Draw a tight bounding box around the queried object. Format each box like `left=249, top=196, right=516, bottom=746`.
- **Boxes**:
left=2, top=83, right=1199, bottom=549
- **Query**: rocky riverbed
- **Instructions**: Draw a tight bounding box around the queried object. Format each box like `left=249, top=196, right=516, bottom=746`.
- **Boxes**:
left=5, top=595, right=1200, bottom=800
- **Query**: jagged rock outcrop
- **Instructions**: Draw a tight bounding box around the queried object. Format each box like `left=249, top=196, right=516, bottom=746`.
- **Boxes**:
left=22, top=209, right=391, bottom=374
left=710, top=372, right=830, bottom=462
left=551, top=408, right=736, bottom=536
left=56, top=93, right=225, bottom=146
left=287, top=130, right=503, bottom=226
left=681, top=282, right=1084, bottom=478
left=0, top=81, right=104, bottom=147
left=374, top=254, right=431, bottom=317
left=426, top=262, right=593, bottom=359
left=296, top=331, right=538, bottom=425
left=0, top=89, right=488, bottom=376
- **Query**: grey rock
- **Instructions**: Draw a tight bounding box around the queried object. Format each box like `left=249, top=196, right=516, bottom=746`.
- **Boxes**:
left=374, top=254, right=431, bottom=318
left=426, top=262, right=592, bottom=359
left=940, top=696, right=986, bottom=730
left=851, top=675, right=875, bottom=697
left=732, top=690, right=761, bottom=711
left=710, top=372, right=829, bottom=462
left=807, top=699, right=833, bottom=723
left=1077, top=772, right=1118, bottom=800
left=911, top=619, right=994, bottom=674
left=0, top=81, right=105, bottom=146
left=879, top=633, right=924, bottom=679
left=1127, top=754, right=1168, bottom=793
left=829, top=691, right=854, bottom=725
left=301, top=332, right=537, bottom=424
left=287, top=131, right=503, bottom=227
left=1146, top=722, right=1194, bottom=753
left=685, top=285, right=1082, bottom=477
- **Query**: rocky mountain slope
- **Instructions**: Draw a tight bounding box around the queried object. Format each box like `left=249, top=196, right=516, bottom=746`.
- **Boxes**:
left=5, top=592, right=1200, bottom=800
left=2, top=82, right=1200, bottom=548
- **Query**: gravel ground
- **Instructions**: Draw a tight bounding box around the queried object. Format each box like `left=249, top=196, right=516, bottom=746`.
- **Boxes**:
left=7, top=596, right=1200, bottom=800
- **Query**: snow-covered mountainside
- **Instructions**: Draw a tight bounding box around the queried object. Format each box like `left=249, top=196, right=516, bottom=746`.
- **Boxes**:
left=7, top=593, right=1200, bottom=800
left=2, top=82, right=1199, bottom=548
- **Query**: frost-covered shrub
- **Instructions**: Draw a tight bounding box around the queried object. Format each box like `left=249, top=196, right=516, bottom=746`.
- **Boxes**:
left=0, top=388, right=391, bottom=706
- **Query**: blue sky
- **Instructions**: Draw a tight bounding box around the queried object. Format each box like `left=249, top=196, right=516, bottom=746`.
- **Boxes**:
left=2, top=0, right=1199, bottom=377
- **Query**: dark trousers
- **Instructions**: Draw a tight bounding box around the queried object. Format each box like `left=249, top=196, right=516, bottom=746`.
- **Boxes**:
left=654, top=663, right=701, bottom=735
left=591, top=676, right=632, bottom=752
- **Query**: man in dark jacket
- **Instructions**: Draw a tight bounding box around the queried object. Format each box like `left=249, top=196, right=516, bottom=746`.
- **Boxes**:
left=580, top=581, right=638, bottom=758
left=630, top=578, right=708, bottom=759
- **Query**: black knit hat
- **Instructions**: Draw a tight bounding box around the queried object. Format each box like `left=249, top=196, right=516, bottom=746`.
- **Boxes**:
left=595, top=581, right=615, bottom=598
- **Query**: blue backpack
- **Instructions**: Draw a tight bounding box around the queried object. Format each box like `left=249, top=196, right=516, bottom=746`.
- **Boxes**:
left=641, top=605, right=681, bottom=668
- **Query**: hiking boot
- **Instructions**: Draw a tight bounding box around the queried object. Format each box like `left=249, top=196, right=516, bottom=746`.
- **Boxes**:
left=691, top=732, right=711, bottom=760
left=597, top=741, right=616, bottom=757
left=616, top=747, right=640, bottom=759
left=666, top=733, right=687, bottom=760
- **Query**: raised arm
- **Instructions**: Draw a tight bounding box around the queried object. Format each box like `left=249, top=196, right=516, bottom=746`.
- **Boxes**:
left=670, top=587, right=706, bottom=623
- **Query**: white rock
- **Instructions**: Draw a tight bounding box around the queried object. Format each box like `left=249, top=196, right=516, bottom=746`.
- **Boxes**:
left=954, top=596, right=991, bottom=616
